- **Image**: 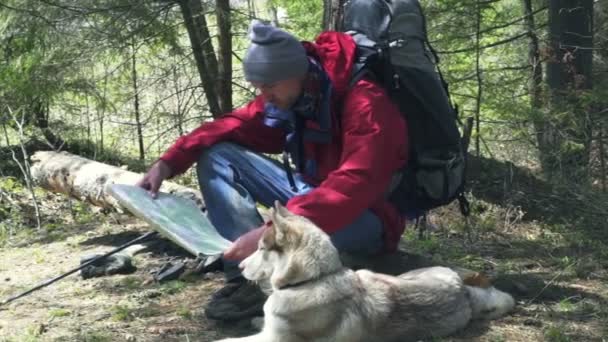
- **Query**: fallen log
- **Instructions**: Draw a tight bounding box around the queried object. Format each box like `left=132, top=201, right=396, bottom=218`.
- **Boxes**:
left=30, top=151, right=203, bottom=211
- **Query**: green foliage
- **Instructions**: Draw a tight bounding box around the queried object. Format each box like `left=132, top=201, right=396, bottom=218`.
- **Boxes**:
left=0, top=0, right=603, bottom=182
left=110, top=304, right=134, bottom=322
left=0, top=177, right=27, bottom=246
left=0, top=0, right=605, bottom=241
left=48, top=308, right=72, bottom=318
left=3, top=325, right=42, bottom=342
left=269, top=0, right=323, bottom=40
left=402, top=228, right=442, bottom=255
left=544, top=325, right=571, bottom=342
left=118, top=276, right=141, bottom=290
left=159, top=280, right=187, bottom=295
left=176, top=306, right=193, bottom=319
left=70, top=201, right=96, bottom=224
left=77, top=330, right=113, bottom=342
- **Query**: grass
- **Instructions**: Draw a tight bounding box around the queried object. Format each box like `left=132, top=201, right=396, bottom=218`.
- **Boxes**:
left=118, top=276, right=141, bottom=290
left=159, top=280, right=187, bottom=295
left=176, top=306, right=193, bottom=319
left=2, top=325, right=42, bottom=342
left=110, top=304, right=134, bottom=322
left=70, top=201, right=96, bottom=224
left=137, top=304, right=163, bottom=318
left=76, top=330, right=113, bottom=342
left=402, top=229, right=442, bottom=255
left=544, top=325, right=572, bottom=342
left=48, top=308, right=71, bottom=318
left=110, top=302, right=164, bottom=322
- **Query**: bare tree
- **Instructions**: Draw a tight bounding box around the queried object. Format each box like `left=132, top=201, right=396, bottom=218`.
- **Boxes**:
left=7, top=106, right=42, bottom=230
left=97, top=62, right=110, bottom=155
left=130, top=41, right=145, bottom=161
left=178, top=0, right=221, bottom=118
left=216, top=0, right=233, bottom=113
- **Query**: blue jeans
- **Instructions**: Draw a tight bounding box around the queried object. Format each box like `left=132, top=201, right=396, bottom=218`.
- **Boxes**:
left=196, top=142, right=384, bottom=280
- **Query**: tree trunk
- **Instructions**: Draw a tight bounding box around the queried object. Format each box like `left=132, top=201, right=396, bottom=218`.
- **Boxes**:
left=172, top=63, right=185, bottom=136
left=131, top=43, right=145, bottom=161
left=594, top=1, right=607, bottom=191
left=178, top=0, right=221, bottom=118
left=545, top=0, right=594, bottom=179
left=474, top=0, right=483, bottom=157
left=521, top=1, right=544, bottom=115
left=247, top=0, right=255, bottom=18
left=323, top=0, right=345, bottom=31
left=30, top=151, right=204, bottom=211
left=600, top=123, right=606, bottom=192
left=216, top=0, right=233, bottom=113
left=270, top=4, right=280, bottom=27
left=98, top=62, right=110, bottom=155
left=522, top=0, right=547, bottom=167
left=33, top=98, right=65, bottom=149
left=85, top=93, right=91, bottom=143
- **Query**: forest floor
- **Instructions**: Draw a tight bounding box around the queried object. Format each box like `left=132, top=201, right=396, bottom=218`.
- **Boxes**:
left=1, top=157, right=607, bottom=342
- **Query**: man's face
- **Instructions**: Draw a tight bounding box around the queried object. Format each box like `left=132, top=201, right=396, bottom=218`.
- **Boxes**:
left=252, top=76, right=304, bottom=110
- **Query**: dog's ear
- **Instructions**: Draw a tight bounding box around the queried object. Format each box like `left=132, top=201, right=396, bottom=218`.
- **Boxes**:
left=270, top=201, right=302, bottom=247
left=270, top=218, right=286, bottom=246
left=273, top=200, right=293, bottom=219
left=271, top=201, right=288, bottom=242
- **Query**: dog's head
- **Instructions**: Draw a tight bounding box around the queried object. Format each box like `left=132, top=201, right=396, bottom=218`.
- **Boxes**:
left=239, top=201, right=342, bottom=290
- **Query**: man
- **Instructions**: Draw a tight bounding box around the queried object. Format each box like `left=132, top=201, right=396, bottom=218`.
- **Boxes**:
left=137, top=20, right=409, bottom=321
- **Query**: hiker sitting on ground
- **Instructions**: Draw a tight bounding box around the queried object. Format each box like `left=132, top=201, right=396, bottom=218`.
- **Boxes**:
left=137, top=20, right=409, bottom=321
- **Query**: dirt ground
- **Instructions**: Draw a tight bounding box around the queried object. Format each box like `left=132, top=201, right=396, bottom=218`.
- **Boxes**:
left=1, top=176, right=607, bottom=342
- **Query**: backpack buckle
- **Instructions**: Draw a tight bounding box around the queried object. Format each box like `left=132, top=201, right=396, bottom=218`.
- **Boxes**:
left=392, top=73, right=400, bottom=89
left=388, top=39, right=405, bottom=48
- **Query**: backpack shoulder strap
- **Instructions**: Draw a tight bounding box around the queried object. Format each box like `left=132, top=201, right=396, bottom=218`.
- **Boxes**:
left=347, top=33, right=378, bottom=88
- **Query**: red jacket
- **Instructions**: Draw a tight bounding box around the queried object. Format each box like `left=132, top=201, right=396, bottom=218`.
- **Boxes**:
left=160, top=32, right=409, bottom=252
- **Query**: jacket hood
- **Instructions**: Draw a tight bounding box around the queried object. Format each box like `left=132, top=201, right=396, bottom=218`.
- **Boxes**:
left=302, top=32, right=357, bottom=100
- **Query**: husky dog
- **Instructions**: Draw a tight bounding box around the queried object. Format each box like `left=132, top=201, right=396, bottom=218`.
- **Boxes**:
left=216, top=202, right=515, bottom=342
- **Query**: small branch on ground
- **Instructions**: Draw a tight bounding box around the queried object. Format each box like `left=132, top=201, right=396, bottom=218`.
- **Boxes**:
left=526, top=261, right=576, bottom=305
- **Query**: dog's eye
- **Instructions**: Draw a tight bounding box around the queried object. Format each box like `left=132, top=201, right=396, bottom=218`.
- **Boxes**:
left=258, top=246, right=266, bottom=251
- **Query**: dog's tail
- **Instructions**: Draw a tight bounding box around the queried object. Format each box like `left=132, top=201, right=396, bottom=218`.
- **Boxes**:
left=465, top=285, right=515, bottom=320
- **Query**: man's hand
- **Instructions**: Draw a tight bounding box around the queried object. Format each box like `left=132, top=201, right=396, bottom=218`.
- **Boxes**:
left=136, top=160, right=172, bottom=198
left=223, top=224, right=269, bottom=261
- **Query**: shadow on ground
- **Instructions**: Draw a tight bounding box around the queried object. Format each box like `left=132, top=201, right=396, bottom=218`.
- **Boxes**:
left=467, top=155, right=608, bottom=235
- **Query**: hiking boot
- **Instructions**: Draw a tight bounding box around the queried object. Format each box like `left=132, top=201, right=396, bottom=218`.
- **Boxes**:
left=194, top=253, right=223, bottom=274
left=204, top=278, right=267, bottom=321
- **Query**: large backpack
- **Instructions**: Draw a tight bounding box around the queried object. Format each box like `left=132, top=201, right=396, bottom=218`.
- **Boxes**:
left=342, top=0, right=471, bottom=216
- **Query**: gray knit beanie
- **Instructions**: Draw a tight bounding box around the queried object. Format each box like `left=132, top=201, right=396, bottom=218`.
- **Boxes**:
left=243, top=20, right=309, bottom=84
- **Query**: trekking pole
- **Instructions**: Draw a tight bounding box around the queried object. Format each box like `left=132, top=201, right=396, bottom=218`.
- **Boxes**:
left=0, top=231, right=158, bottom=308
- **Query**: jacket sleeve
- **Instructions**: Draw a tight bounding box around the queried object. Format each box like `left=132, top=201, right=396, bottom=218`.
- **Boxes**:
left=286, top=81, right=408, bottom=233
left=159, top=97, right=285, bottom=176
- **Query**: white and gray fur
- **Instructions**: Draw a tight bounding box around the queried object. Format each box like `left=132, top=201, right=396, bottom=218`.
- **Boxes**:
left=216, top=201, right=515, bottom=342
